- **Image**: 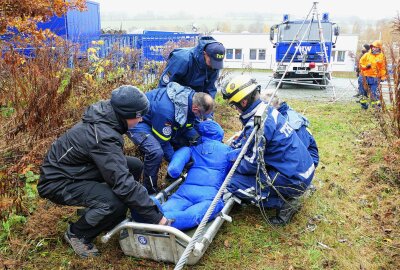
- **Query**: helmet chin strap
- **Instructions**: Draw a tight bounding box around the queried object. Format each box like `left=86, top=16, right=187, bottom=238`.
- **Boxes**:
left=231, top=101, right=246, bottom=112
left=243, top=87, right=261, bottom=111
left=233, top=89, right=259, bottom=112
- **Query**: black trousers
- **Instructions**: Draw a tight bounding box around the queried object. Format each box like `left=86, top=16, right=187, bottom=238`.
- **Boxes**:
left=47, top=156, right=143, bottom=241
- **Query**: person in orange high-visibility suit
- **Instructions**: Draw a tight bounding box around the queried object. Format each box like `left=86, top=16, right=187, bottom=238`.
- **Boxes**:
left=359, top=40, right=387, bottom=109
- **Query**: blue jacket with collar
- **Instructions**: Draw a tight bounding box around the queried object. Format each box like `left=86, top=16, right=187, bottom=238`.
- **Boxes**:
left=158, top=37, right=220, bottom=99
left=130, top=83, right=196, bottom=144
left=232, top=99, right=315, bottom=182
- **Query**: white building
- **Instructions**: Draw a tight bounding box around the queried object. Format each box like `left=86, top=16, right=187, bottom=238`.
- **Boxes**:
left=330, top=35, right=359, bottom=72
left=211, top=33, right=358, bottom=72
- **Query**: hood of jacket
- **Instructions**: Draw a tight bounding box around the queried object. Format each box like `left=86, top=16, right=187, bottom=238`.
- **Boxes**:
left=278, top=101, right=289, bottom=115
left=198, top=120, right=224, bottom=142
left=166, top=82, right=195, bottom=126
left=82, top=100, right=127, bottom=134
left=278, top=102, right=309, bottom=130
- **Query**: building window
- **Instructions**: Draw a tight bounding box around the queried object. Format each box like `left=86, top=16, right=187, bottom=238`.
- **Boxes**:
left=337, top=51, right=345, bottom=62
left=235, top=49, right=242, bottom=59
left=249, top=49, right=266, bottom=61
left=250, top=49, right=257, bottom=60
left=331, top=51, right=336, bottom=62
left=226, top=49, right=233, bottom=60
left=258, top=49, right=266, bottom=60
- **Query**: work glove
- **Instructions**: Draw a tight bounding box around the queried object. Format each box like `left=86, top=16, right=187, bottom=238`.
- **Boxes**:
left=183, top=159, right=194, bottom=172
left=188, top=134, right=202, bottom=146
left=165, top=172, right=180, bottom=183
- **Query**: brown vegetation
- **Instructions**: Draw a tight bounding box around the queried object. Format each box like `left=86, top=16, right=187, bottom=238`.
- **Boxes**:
left=0, top=33, right=194, bottom=223
left=0, top=0, right=86, bottom=36
left=0, top=2, right=399, bottom=269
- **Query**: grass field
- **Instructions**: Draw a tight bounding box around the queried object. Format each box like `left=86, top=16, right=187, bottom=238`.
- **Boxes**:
left=1, top=99, right=398, bottom=270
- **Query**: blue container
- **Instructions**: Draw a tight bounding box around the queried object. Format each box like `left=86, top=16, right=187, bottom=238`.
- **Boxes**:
left=0, top=0, right=101, bottom=58
left=141, top=32, right=198, bottom=61
left=37, top=0, right=101, bottom=53
left=99, top=31, right=198, bottom=62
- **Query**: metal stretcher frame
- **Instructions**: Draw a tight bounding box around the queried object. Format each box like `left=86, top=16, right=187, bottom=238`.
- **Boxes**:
left=101, top=176, right=240, bottom=265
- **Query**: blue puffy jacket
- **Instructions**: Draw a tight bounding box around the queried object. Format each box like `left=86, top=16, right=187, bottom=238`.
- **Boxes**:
left=161, top=121, right=233, bottom=230
left=278, top=102, right=319, bottom=167
left=158, top=36, right=220, bottom=99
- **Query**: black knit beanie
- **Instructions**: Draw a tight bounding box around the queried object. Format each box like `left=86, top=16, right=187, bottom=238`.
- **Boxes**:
left=110, top=85, right=149, bottom=119
left=363, top=44, right=370, bottom=51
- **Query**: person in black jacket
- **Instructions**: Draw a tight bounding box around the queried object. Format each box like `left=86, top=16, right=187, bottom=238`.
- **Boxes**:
left=37, top=85, right=169, bottom=258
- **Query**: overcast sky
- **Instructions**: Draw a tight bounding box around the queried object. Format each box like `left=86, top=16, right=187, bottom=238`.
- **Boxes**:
left=94, top=0, right=399, bottom=20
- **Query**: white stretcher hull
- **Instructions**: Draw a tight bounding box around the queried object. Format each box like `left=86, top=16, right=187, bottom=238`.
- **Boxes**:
left=102, top=181, right=238, bottom=265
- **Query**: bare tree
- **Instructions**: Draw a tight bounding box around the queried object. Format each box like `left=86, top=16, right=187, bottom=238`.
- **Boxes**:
left=352, top=20, right=362, bottom=35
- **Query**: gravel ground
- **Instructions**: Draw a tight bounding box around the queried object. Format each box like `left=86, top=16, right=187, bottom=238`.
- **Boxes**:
left=227, top=70, right=392, bottom=103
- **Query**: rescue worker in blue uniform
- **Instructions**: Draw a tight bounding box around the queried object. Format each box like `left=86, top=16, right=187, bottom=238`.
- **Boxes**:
left=262, top=92, right=319, bottom=167
left=160, top=120, right=233, bottom=230
left=128, top=82, right=215, bottom=194
left=222, top=75, right=316, bottom=226
left=158, top=36, right=225, bottom=99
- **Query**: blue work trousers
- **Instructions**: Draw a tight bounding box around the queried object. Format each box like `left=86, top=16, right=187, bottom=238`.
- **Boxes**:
left=129, top=131, right=174, bottom=194
left=227, top=169, right=313, bottom=209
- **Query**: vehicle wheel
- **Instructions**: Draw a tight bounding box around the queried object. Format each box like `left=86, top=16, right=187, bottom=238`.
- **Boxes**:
left=319, top=78, right=328, bottom=90
left=274, top=81, right=283, bottom=89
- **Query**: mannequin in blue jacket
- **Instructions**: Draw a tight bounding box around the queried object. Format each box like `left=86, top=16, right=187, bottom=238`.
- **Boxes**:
left=262, top=92, right=319, bottom=167
left=159, top=36, right=225, bottom=99
left=160, top=120, right=233, bottom=230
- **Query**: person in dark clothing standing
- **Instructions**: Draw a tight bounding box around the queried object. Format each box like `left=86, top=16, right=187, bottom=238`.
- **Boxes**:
left=37, top=85, right=169, bottom=258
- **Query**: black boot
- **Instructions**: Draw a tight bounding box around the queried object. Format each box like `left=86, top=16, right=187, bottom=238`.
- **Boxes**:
left=269, top=198, right=301, bottom=226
